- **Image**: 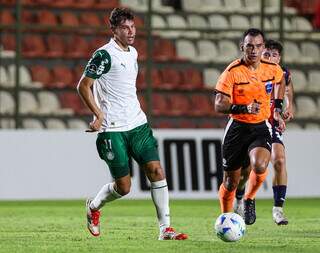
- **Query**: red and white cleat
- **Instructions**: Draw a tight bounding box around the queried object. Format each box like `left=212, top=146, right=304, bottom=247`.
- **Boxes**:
left=86, top=199, right=101, bottom=237
left=158, top=227, right=188, bottom=240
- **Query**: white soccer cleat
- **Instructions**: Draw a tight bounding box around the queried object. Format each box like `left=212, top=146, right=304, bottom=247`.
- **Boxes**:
left=234, top=198, right=244, bottom=218
left=158, top=227, right=188, bottom=240
left=86, top=199, right=101, bottom=236
left=272, top=206, right=288, bottom=225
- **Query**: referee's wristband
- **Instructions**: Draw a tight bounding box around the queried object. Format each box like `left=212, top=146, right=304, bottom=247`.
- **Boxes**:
left=229, top=104, right=248, bottom=114
left=274, top=99, right=283, bottom=112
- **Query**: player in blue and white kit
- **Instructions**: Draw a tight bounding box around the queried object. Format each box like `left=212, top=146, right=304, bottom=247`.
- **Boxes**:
left=77, top=7, right=187, bottom=240
left=234, top=39, right=294, bottom=225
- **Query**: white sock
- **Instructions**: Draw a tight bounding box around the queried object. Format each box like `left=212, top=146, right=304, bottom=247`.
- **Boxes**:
left=90, top=183, right=122, bottom=210
left=150, top=179, right=170, bottom=233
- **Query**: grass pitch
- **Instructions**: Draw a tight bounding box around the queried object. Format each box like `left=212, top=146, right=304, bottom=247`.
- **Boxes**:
left=0, top=198, right=319, bottom=253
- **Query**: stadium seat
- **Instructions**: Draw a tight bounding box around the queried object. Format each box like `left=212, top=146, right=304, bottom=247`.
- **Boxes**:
left=79, top=12, right=102, bottom=27
left=65, top=35, right=90, bottom=58
left=307, top=70, right=320, bottom=92
left=120, top=0, right=148, bottom=12
left=22, top=119, right=44, bottom=129
left=59, top=92, right=88, bottom=115
left=187, top=14, right=208, bottom=29
left=216, top=40, right=239, bottom=62
left=160, top=68, right=182, bottom=90
left=36, top=10, right=58, bottom=26
left=45, top=119, right=66, bottom=129
left=51, top=66, right=75, bottom=88
left=177, top=120, right=196, bottom=128
left=1, top=33, right=16, bottom=51
left=166, top=14, right=187, bottom=37
left=244, top=0, right=260, bottom=13
left=167, top=94, right=191, bottom=116
left=292, top=16, right=313, bottom=31
left=21, top=10, right=35, bottom=24
left=230, top=15, right=250, bottom=29
left=94, top=0, right=119, bottom=9
left=271, top=17, right=293, bottom=31
left=46, top=35, right=65, bottom=58
left=283, top=41, right=301, bottom=63
left=30, top=65, right=52, bottom=86
left=60, top=12, right=80, bottom=27
left=180, top=69, right=203, bottom=90
left=67, top=119, right=88, bottom=129
left=151, top=14, right=167, bottom=28
left=37, top=91, right=73, bottom=115
left=290, top=69, right=307, bottom=92
left=203, top=68, right=220, bottom=88
left=301, top=42, right=320, bottom=63
left=189, top=94, right=214, bottom=116
left=0, top=66, right=10, bottom=87
left=19, top=91, right=39, bottom=114
left=208, top=14, right=229, bottom=29
left=74, top=65, right=84, bottom=83
left=22, top=35, right=46, bottom=57
left=152, top=93, right=169, bottom=116
left=0, top=91, right=15, bottom=114
left=73, top=0, right=95, bottom=9
left=134, top=38, right=147, bottom=61
left=0, top=9, right=15, bottom=24
left=0, top=119, right=15, bottom=129
left=153, top=0, right=174, bottom=13
left=50, top=0, right=75, bottom=8
left=153, top=38, right=176, bottom=61
left=224, top=0, right=244, bottom=13
left=7, top=64, right=40, bottom=88
left=196, top=40, right=218, bottom=63
left=250, top=16, right=273, bottom=31
left=182, top=0, right=223, bottom=13
left=175, top=39, right=197, bottom=60
left=295, top=96, right=317, bottom=118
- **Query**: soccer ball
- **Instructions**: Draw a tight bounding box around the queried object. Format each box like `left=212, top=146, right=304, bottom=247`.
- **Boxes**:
left=214, top=212, right=246, bottom=242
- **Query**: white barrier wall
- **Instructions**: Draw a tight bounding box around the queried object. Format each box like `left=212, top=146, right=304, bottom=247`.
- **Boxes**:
left=0, top=129, right=319, bottom=200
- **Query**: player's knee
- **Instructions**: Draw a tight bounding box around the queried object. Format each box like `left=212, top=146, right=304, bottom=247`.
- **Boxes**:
left=115, top=183, right=131, bottom=196
left=224, top=178, right=238, bottom=191
left=251, top=159, right=269, bottom=174
left=146, top=165, right=165, bottom=181
left=273, top=156, right=285, bottom=172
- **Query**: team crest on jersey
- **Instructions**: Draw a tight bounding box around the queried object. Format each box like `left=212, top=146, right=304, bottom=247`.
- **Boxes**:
left=88, top=64, right=97, bottom=74
left=265, top=81, right=273, bottom=94
left=106, top=151, right=115, bottom=160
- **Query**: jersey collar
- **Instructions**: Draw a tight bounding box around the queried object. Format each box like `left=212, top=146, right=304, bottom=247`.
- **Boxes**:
left=110, top=38, right=130, bottom=52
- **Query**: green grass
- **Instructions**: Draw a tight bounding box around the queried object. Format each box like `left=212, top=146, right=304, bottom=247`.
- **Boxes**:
left=0, top=199, right=319, bottom=253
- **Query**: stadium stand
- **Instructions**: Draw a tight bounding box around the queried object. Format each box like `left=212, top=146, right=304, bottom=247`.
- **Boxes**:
left=1, top=0, right=320, bottom=129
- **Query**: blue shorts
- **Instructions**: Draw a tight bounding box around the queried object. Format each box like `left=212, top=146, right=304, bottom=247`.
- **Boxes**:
left=271, top=125, right=284, bottom=146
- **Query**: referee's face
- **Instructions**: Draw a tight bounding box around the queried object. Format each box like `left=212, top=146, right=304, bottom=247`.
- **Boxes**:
left=242, top=34, right=265, bottom=66
left=113, top=19, right=136, bottom=49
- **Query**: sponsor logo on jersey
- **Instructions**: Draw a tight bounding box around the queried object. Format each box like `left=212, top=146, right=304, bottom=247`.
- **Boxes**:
left=88, top=64, right=97, bottom=74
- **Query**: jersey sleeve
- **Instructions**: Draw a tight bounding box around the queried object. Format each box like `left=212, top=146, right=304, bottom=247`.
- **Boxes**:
left=215, top=69, right=234, bottom=97
left=274, top=64, right=284, bottom=84
left=84, top=49, right=111, bottom=79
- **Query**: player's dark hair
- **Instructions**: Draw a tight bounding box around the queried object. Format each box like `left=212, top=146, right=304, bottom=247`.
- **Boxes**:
left=265, top=39, right=283, bottom=55
left=241, top=28, right=266, bottom=43
left=109, top=7, right=134, bottom=30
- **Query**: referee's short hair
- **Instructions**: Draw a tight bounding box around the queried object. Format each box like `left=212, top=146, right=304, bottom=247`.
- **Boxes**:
left=109, top=7, right=134, bottom=30
left=241, top=28, right=266, bottom=42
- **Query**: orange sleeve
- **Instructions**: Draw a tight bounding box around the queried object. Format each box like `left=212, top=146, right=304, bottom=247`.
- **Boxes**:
left=215, top=70, right=234, bottom=97
left=274, top=64, right=284, bottom=83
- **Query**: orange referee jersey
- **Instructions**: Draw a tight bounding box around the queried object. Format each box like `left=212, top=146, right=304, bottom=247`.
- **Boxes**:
left=215, top=58, right=283, bottom=123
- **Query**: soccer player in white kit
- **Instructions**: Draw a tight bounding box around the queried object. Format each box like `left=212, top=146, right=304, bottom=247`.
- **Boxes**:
left=77, top=7, right=187, bottom=240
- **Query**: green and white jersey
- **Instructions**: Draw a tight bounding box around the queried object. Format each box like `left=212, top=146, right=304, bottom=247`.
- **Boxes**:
left=84, top=38, right=147, bottom=132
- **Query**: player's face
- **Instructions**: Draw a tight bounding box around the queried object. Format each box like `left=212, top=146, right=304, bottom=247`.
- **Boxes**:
left=113, top=19, right=136, bottom=49
left=242, top=34, right=265, bottom=65
left=262, top=49, right=281, bottom=64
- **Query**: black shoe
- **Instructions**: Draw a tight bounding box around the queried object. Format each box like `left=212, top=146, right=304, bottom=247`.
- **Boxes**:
left=244, top=198, right=256, bottom=225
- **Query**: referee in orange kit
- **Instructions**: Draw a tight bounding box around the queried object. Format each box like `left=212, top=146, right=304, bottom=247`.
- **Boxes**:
left=214, top=28, right=286, bottom=225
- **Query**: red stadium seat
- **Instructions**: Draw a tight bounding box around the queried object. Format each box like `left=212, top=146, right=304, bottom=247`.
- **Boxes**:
left=160, top=68, right=182, bottom=90
left=134, top=38, right=147, bottom=61
left=94, top=0, right=119, bottom=9
left=153, top=120, right=175, bottom=128
left=73, top=0, right=95, bottom=9
left=0, top=10, right=15, bottom=25
left=177, top=120, right=196, bottom=128
left=29, top=65, right=52, bottom=85
left=46, top=35, right=65, bottom=58
left=180, top=69, right=203, bottom=90
left=153, top=38, right=176, bottom=61
left=152, top=93, right=169, bottom=116
left=21, top=10, right=35, bottom=24
left=134, top=15, right=145, bottom=28
left=51, top=0, right=75, bottom=8
left=65, top=35, right=90, bottom=58
left=22, top=35, right=46, bottom=57
left=88, top=36, right=108, bottom=55
left=52, top=66, right=75, bottom=88
left=36, top=10, right=58, bottom=26
left=59, top=12, right=80, bottom=27
left=198, top=120, right=218, bottom=128
left=1, top=33, right=16, bottom=51
left=79, top=12, right=102, bottom=27
left=189, top=94, right=214, bottom=116
left=59, top=92, right=90, bottom=115
left=167, top=94, right=191, bottom=116
left=74, top=65, right=85, bottom=83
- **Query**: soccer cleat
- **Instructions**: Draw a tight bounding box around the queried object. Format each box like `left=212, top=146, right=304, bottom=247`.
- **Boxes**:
left=272, top=207, right=288, bottom=225
left=158, top=227, right=188, bottom=240
left=234, top=198, right=244, bottom=218
left=86, top=199, right=101, bottom=236
left=244, top=198, right=256, bottom=225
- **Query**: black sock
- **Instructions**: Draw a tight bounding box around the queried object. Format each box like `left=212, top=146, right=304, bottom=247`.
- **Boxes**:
left=273, top=185, right=287, bottom=207
left=236, top=188, right=245, bottom=200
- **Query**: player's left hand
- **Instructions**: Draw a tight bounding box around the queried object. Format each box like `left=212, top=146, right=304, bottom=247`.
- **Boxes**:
left=273, top=111, right=286, bottom=132
left=282, top=106, right=294, bottom=121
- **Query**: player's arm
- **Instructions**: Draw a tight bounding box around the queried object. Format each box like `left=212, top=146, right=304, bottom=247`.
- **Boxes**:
left=283, top=79, right=294, bottom=121
left=273, top=75, right=286, bottom=131
left=77, top=76, right=104, bottom=132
